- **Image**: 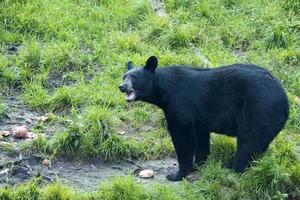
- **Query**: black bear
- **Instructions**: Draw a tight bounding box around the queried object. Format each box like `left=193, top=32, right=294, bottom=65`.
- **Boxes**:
left=119, top=56, right=289, bottom=181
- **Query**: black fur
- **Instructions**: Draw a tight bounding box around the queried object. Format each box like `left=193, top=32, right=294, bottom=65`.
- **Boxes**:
left=120, top=56, right=289, bottom=181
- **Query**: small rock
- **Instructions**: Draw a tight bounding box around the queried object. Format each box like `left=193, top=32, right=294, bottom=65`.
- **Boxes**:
left=42, top=159, right=50, bottom=166
left=0, top=135, right=3, bottom=140
left=118, top=131, right=125, bottom=135
left=139, top=169, right=154, bottom=178
left=0, top=131, right=11, bottom=137
left=11, top=125, right=29, bottom=139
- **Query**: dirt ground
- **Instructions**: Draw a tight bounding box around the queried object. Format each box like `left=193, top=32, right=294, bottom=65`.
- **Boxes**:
left=0, top=95, right=198, bottom=190
left=0, top=148, right=180, bottom=190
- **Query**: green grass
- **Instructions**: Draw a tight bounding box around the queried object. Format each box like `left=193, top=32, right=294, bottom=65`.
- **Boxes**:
left=0, top=100, right=6, bottom=119
left=0, top=164, right=299, bottom=200
left=0, top=0, right=300, bottom=199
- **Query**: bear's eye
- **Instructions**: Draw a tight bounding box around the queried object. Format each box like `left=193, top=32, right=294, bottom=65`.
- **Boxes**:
left=130, top=75, right=137, bottom=80
left=125, top=74, right=137, bottom=82
left=123, top=74, right=131, bottom=80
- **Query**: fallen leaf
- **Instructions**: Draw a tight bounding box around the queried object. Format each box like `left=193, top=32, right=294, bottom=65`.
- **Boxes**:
left=139, top=169, right=154, bottom=178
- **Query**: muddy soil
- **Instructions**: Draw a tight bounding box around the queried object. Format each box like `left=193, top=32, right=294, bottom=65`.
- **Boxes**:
left=0, top=147, right=181, bottom=190
left=0, top=96, right=40, bottom=133
left=0, top=96, right=197, bottom=190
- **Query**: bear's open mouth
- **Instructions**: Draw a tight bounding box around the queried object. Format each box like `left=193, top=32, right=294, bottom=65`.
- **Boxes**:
left=125, top=89, right=136, bottom=101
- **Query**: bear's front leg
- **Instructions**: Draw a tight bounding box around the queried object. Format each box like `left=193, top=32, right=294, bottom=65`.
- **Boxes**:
left=166, top=123, right=195, bottom=181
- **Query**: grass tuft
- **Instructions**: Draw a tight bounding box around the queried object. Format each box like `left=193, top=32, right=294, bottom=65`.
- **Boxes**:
left=42, top=182, right=73, bottom=200
left=97, top=176, right=146, bottom=200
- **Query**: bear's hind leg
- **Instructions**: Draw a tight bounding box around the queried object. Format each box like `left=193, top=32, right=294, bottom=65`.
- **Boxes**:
left=194, top=131, right=210, bottom=166
left=225, top=155, right=236, bottom=170
left=231, top=129, right=274, bottom=173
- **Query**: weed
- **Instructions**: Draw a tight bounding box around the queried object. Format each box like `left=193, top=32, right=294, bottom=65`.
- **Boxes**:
left=42, top=182, right=73, bottom=200
left=97, top=176, right=147, bottom=200
left=21, top=81, right=48, bottom=108
left=0, top=187, right=11, bottom=200
left=239, top=155, right=296, bottom=199
left=0, top=101, right=6, bottom=119
left=12, top=180, right=41, bottom=200
left=21, top=133, right=54, bottom=156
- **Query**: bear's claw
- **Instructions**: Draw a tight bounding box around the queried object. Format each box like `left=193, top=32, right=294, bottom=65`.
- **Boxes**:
left=166, top=172, right=185, bottom=181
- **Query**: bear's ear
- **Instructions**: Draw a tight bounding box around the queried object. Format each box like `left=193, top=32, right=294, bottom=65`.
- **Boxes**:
left=144, top=56, right=158, bottom=72
left=127, top=61, right=134, bottom=70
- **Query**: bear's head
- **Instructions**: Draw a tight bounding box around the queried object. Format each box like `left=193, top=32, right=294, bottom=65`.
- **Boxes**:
left=119, top=56, right=158, bottom=102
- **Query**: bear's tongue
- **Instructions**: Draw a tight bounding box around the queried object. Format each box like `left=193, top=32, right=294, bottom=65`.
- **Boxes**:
left=126, top=90, right=136, bottom=101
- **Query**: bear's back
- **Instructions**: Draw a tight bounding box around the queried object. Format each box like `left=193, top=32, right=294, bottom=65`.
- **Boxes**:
left=155, top=64, right=288, bottom=134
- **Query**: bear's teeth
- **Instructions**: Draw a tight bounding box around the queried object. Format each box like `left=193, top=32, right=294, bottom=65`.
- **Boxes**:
left=126, top=91, right=136, bottom=101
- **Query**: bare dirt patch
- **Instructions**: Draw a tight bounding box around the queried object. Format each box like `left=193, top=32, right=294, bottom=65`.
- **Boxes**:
left=1, top=146, right=181, bottom=190
left=0, top=95, right=197, bottom=190
left=0, top=96, right=41, bottom=140
left=0, top=95, right=61, bottom=139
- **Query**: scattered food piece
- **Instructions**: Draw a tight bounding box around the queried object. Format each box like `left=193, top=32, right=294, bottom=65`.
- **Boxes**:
left=139, top=169, right=154, bottom=178
left=11, top=125, right=29, bottom=139
left=42, top=159, right=50, bottom=166
left=0, top=130, right=11, bottom=137
left=118, top=131, right=125, bottom=135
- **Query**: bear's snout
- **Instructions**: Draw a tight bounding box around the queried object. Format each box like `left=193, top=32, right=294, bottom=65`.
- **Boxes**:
left=119, top=84, right=127, bottom=93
